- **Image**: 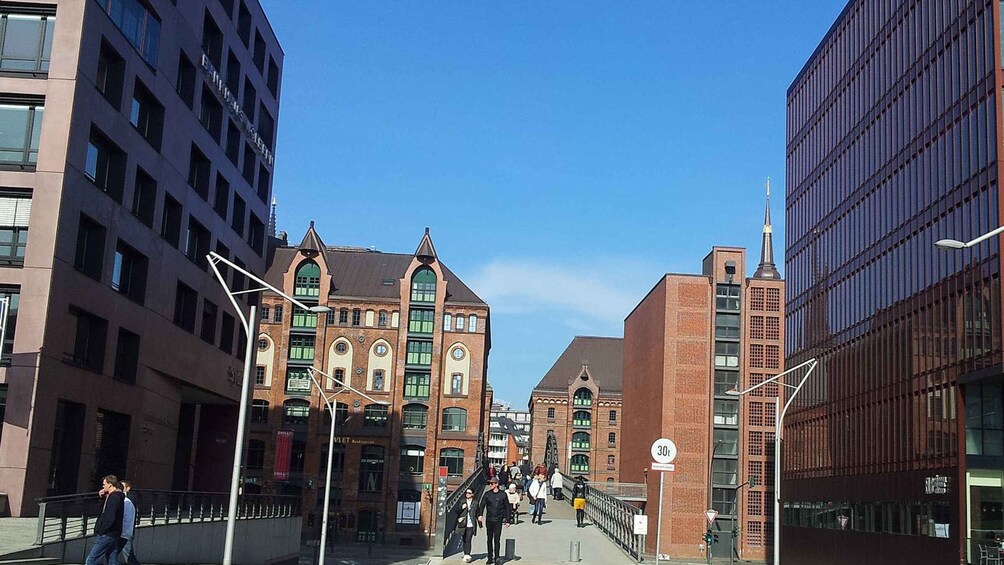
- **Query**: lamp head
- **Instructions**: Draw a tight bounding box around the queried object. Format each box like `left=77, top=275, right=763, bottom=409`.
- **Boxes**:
left=309, top=306, right=332, bottom=313
left=725, top=389, right=741, bottom=396
left=934, top=239, right=967, bottom=250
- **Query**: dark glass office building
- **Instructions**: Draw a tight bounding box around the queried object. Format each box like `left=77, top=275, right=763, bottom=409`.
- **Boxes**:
left=784, top=1, right=1002, bottom=563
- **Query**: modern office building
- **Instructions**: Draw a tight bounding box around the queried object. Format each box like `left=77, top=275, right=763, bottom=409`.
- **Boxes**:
left=487, top=402, right=531, bottom=466
left=529, top=336, right=623, bottom=482
left=0, top=0, right=282, bottom=517
left=251, top=224, right=491, bottom=545
left=620, top=195, right=783, bottom=562
left=784, top=1, right=1001, bottom=563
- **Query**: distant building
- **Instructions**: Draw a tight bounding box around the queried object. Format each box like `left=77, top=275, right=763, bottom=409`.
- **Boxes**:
left=529, top=336, right=623, bottom=482
left=488, top=402, right=531, bottom=466
left=252, top=225, right=490, bottom=545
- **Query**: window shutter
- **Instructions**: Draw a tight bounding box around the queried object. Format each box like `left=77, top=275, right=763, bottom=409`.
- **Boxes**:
left=0, top=196, right=30, bottom=227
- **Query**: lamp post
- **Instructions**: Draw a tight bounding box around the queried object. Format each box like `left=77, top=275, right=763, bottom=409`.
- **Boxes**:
left=934, top=225, right=1004, bottom=250
left=726, top=357, right=818, bottom=565
left=206, top=251, right=330, bottom=565
left=305, top=366, right=389, bottom=565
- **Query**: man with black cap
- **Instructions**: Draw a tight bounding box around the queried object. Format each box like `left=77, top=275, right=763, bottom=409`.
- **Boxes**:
left=477, top=476, right=511, bottom=564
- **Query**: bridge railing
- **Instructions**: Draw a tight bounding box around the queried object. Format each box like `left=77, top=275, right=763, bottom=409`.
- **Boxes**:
left=563, top=483, right=645, bottom=562
left=588, top=482, right=647, bottom=500
left=437, top=467, right=486, bottom=557
left=35, top=490, right=300, bottom=545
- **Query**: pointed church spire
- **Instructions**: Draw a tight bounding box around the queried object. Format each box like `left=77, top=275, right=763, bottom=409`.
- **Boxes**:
left=753, top=177, right=781, bottom=279
left=268, top=197, right=278, bottom=237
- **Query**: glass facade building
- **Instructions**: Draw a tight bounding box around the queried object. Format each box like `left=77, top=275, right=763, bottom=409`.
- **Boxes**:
left=784, top=1, right=1002, bottom=563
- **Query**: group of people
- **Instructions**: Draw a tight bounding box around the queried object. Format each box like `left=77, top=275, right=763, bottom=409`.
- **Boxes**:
left=461, top=460, right=589, bottom=563
left=85, top=475, right=142, bottom=565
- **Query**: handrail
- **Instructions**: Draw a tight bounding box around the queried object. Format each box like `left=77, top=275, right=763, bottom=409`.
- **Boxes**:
left=563, top=483, right=645, bottom=562
left=34, top=490, right=300, bottom=545
left=437, top=467, right=486, bottom=557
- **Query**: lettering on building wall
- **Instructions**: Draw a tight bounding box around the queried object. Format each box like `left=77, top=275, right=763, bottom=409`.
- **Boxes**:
left=924, top=475, right=949, bottom=495
left=201, top=54, right=275, bottom=168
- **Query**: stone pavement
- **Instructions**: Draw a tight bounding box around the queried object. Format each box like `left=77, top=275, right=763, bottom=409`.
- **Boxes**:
left=0, top=517, right=37, bottom=556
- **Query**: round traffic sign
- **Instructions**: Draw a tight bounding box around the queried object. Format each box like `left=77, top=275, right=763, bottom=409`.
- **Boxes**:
left=651, top=438, right=677, bottom=464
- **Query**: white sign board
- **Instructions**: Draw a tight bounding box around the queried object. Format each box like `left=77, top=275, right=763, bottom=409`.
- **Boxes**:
left=705, top=509, right=719, bottom=525
left=651, top=438, right=678, bottom=464
left=633, top=515, right=648, bottom=535
left=651, top=462, right=675, bottom=472
left=837, top=515, right=849, bottom=530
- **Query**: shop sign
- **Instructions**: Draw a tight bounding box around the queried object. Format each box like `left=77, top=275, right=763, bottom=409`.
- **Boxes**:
left=924, top=475, right=949, bottom=495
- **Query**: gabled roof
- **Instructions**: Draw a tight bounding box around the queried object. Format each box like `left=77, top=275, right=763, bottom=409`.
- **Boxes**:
left=532, top=336, right=623, bottom=394
left=415, top=227, right=438, bottom=261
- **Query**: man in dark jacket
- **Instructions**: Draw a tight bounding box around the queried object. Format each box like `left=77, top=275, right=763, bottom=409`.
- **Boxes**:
left=477, top=477, right=511, bottom=565
left=85, top=475, right=125, bottom=565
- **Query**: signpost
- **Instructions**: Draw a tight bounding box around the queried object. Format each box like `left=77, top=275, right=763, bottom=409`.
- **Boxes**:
left=651, top=438, right=677, bottom=565
left=633, top=514, right=648, bottom=536
left=705, top=509, right=719, bottom=525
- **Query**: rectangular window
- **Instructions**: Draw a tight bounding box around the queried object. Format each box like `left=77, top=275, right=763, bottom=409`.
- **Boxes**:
left=406, top=340, right=432, bottom=365
left=372, top=369, right=384, bottom=391
left=714, top=428, right=738, bottom=456
left=242, top=78, right=256, bottom=119
left=291, top=306, right=317, bottom=328
left=187, top=144, right=211, bottom=200
left=213, top=174, right=229, bottom=220
left=714, top=370, right=739, bottom=396
left=352, top=308, right=361, bottom=326
left=0, top=191, right=30, bottom=266
left=364, top=405, right=388, bottom=427
left=113, top=328, right=140, bottom=383
left=441, top=409, right=467, bottom=432
left=400, top=448, right=424, bottom=475
left=272, top=304, right=283, bottom=323
left=408, top=309, right=434, bottom=334
left=288, top=335, right=314, bottom=361
left=70, top=306, right=108, bottom=373
left=715, top=284, right=741, bottom=311
left=253, top=30, right=266, bottom=72
left=74, top=214, right=105, bottom=281
left=248, top=213, right=264, bottom=255
left=200, top=299, right=217, bottom=344
left=267, top=56, right=279, bottom=97
left=246, top=439, right=264, bottom=469
left=0, top=287, right=19, bottom=365
left=184, top=216, right=210, bottom=269
left=450, top=372, right=463, bottom=395
left=176, top=52, right=195, bottom=108
left=160, top=193, right=182, bottom=247
left=231, top=193, right=245, bottom=236
left=242, top=142, right=256, bottom=185
left=402, top=407, right=427, bottom=429
left=225, top=120, right=240, bottom=165
left=338, top=308, right=348, bottom=324
left=130, top=80, right=164, bottom=150
left=455, top=315, right=465, bottom=331
left=378, top=311, right=388, bottom=327
left=713, top=399, right=739, bottom=426
left=94, top=0, right=161, bottom=64
left=237, top=1, right=251, bottom=46
left=715, top=313, right=740, bottom=339
left=443, top=313, right=452, bottom=331
left=130, top=168, right=156, bottom=227
left=324, top=310, right=335, bottom=325
left=254, top=365, right=265, bottom=386
left=403, top=372, right=430, bottom=399
left=201, top=11, right=223, bottom=69
left=226, top=50, right=240, bottom=93
left=257, top=104, right=275, bottom=150
left=714, top=341, right=740, bottom=368
left=219, top=312, right=234, bottom=354
left=0, top=11, right=55, bottom=74
left=112, top=240, right=147, bottom=304
left=85, top=127, right=125, bottom=201
left=712, top=487, right=737, bottom=516
left=199, top=85, right=223, bottom=143
left=96, top=40, right=125, bottom=109
left=173, top=281, right=197, bottom=332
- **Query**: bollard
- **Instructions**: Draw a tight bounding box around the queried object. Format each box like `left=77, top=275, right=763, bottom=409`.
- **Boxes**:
left=505, top=538, right=516, bottom=559
left=569, top=540, right=581, bottom=562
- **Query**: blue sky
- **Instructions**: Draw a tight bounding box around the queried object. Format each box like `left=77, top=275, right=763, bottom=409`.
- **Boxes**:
left=260, top=1, right=847, bottom=407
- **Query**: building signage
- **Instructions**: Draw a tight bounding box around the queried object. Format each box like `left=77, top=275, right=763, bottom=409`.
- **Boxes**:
left=201, top=54, right=275, bottom=168
left=633, top=515, right=648, bottom=535
left=924, top=475, right=949, bottom=495
left=273, top=430, right=293, bottom=480
left=286, top=376, right=311, bottom=393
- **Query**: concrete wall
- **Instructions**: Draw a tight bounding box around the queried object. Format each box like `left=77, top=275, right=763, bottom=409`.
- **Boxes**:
left=42, top=516, right=302, bottom=565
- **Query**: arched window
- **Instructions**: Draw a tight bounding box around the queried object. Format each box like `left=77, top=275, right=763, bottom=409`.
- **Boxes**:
left=402, top=404, right=428, bottom=430
left=251, top=399, right=269, bottom=423
left=571, top=432, right=590, bottom=449
left=439, top=448, right=464, bottom=477
left=573, top=410, right=591, bottom=427
left=283, top=399, right=309, bottom=425
left=358, top=446, right=384, bottom=493
left=573, top=388, right=593, bottom=407
left=400, top=446, right=425, bottom=475
left=410, top=268, right=436, bottom=303
left=570, top=454, right=589, bottom=474
left=363, top=404, right=388, bottom=427
left=294, top=261, right=321, bottom=297
left=442, top=407, right=467, bottom=432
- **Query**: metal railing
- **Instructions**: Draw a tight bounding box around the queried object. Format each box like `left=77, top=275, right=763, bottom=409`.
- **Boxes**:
left=589, top=482, right=647, bottom=500
left=563, top=483, right=645, bottom=562
left=35, top=490, right=300, bottom=545
left=437, top=467, right=486, bottom=557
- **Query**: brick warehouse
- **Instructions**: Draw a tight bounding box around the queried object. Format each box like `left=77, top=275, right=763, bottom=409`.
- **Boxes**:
left=620, top=187, right=784, bottom=562
left=249, top=224, right=490, bottom=545
left=529, top=336, right=623, bottom=483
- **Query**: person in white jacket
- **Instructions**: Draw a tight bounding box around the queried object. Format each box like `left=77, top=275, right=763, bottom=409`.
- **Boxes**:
left=527, top=473, right=548, bottom=525
left=550, top=469, right=564, bottom=501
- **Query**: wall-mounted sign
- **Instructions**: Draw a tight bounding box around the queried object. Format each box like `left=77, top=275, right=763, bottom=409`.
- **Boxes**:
left=925, top=475, right=949, bottom=495
left=201, top=54, right=275, bottom=168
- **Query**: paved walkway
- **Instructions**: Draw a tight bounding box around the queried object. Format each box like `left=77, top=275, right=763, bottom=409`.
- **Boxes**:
left=0, top=517, right=36, bottom=556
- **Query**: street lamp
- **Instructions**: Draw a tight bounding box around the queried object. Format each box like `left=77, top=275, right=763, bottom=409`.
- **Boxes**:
left=206, top=251, right=330, bottom=565
left=934, top=225, right=1004, bottom=249
left=305, top=366, right=389, bottom=565
left=726, top=357, right=818, bottom=565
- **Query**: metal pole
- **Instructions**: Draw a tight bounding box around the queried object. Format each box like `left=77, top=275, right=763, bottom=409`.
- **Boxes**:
left=655, top=471, right=664, bottom=564
left=319, top=403, right=336, bottom=565
left=223, top=304, right=256, bottom=565
left=773, top=395, right=781, bottom=565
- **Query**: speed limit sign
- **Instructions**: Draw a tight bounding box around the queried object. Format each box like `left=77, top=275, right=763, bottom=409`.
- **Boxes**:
left=651, top=438, right=677, bottom=464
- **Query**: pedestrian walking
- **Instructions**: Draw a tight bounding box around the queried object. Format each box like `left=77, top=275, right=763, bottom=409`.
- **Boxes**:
left=572, top=477, right=588, bottom=528
left=509, top=463, right=521, bottom=490
left=506, top=483, right=521, bottom=524
left=84, top=475, right=125, bottom=565
left=118, top=480, right=141, bottom=565
left=457, top=487, right=479, bottom=563
left=520, top=460, right=532, bottom=491
left=477, top=477, right=511, bottom=565
left=527, top=473, right=548, bottom=525
left=550, top=469, right=564, bottom=500
left=500, top=463, right=511, bottom=487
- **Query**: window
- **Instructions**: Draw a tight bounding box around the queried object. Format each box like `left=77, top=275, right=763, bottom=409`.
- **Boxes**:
left=450, top=372, right=463, bottom=395
left=232, top=256, right=246, bottom=295
left=609, top=410, right=617, bottom=423
left=184, top=217, right=210, bottom=269
left=469, top=315, right=477, bottom=332
left=334, top=402, right=348, bottom=425
left=70, top=306, right=107, bottom=373
left=130, top=168, right=156, bottom=227
left=94, top=0, right=161, bottom=64
left=351, top=308, right=361, bottom=326
left=443, top=313, right=452, bottom=331
left=201, top=11, right=223, bottom=68
left=246, top=439, right=264, bottom=469
left=410, top=268, right=436, bottom=302
left=254, top=365, right=265, bottom=385
left=714, top=342, right=740, bottom=368
left=715, top=284, right=741, bottom=310
left=291, top=306, right=317, bottom=328
left=338, top=308, right=348, bottom=324
left=283, top=399, right=309, bottom=425
left=257, top=104, right=275, bottom=149
left=406, top=340, right=432, bottom=365
left=176, top=52, right=195, bottom=107
left=74, top=214, right=105, bottom=281
left=186, top=144, right=211, bottom=199
left=455, top=315, right=465, bottom=331
left=372, top=369, right=384, bottom=391
left=0, top=287, right=19, bottom=365
left=332, top=367, right=345, bottom=388
left=219, top=313, right=234, bottom=354
left=256, top=163, right=270, bottom=202
left=715, top=313, right=740, bottom=339
left=712, top=459, right=738, bottom=486
left=294, top=261, right=320, bottom=297
left=714, top=429, right=738, bottom=456
left=378, top=310, right=388, bottom=327
left=173, top=281, right=197, bottom=332
left=0, top=11, right=55, bottom=74
left=225, top=119, right=240, bottom=165
left=358, top=445, right=384, bottom=492
left=400, top=447, right=424, bottom=475
left=573, top=410, right=591, bottom=427
left=242, top=77, right=256, bottom=118
left=84, top=127, right=125, bottom=201
left=404, top=372, right=430, bottom=399
left=714, top=370, right=739, bottom=396
left=441, top=407, right=467, bottom=432
left=712, top=488, right=737, bottom=516
left=402, top=404, right=427, bottom=430
left=965, top=383, right=1003, bottom=456
left=130, top=80, right=163, bottom=150
left=408, top=309, right=434, bottom=334
left=112, top=328, right=140, bottom=383
left=96, top=40, right=125, bottom=108
left=570, top=454, right=589, bottom=473
left=607, top=455, right=615, bottom=469
left=0, top=191, right=30, bottom=265
left=211, top=176, right=229, bottom=222
left=547, top=407, right=555, bottom=421
left=571, top=432, right=590, bottom=449
left=439, top=448, right=464, bottom=477
left=112, top=241, right=147, bottom=304
left=248, top=213, right=264, bottom=255
left=285, top=367, right=310, bottom=395
left=288, top=335, right=314, bottom=361
left=253, top=30, right=266, bottom=72
left=364, top=404, right=388, bottom=427
left=160, top=193, right=182, bottom=247
left=199, top=299, right=217, bottom=344
left=267, top=57, right=279, bottom=97
left=231, top=193, right=245, bottom=236
left=242, top=143, right=255, bottom=184
left=608, top=432, right=616, bottom=446
left=573, top=388, right=592, bottom=406
left=325, top=310, right=335, bottom=325
left=714, top=400, right=738, bottom=426
left=199, top=85, right=223, bottom=143
left=334, top=340, right=347, bottom=354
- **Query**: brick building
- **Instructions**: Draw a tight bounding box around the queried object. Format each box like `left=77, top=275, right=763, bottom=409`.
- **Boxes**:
left=250, top=224, right=490, bottom=545
left=528, top=336, right=623, bottom=482
left=620, top=187, right=783, bottom=562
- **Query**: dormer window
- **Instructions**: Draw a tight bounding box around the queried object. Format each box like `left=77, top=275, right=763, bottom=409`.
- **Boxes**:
left=410, top=268, right=436, bottom=303
left=294, top=260, right=320, bottom=297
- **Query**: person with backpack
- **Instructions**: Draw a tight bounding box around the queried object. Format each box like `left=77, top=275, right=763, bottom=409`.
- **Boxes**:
left=527, top=472, right=548, bottom=525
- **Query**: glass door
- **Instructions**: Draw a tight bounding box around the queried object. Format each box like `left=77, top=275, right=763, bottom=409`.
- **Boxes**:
left=967, top=469, right=1003, bottom=563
